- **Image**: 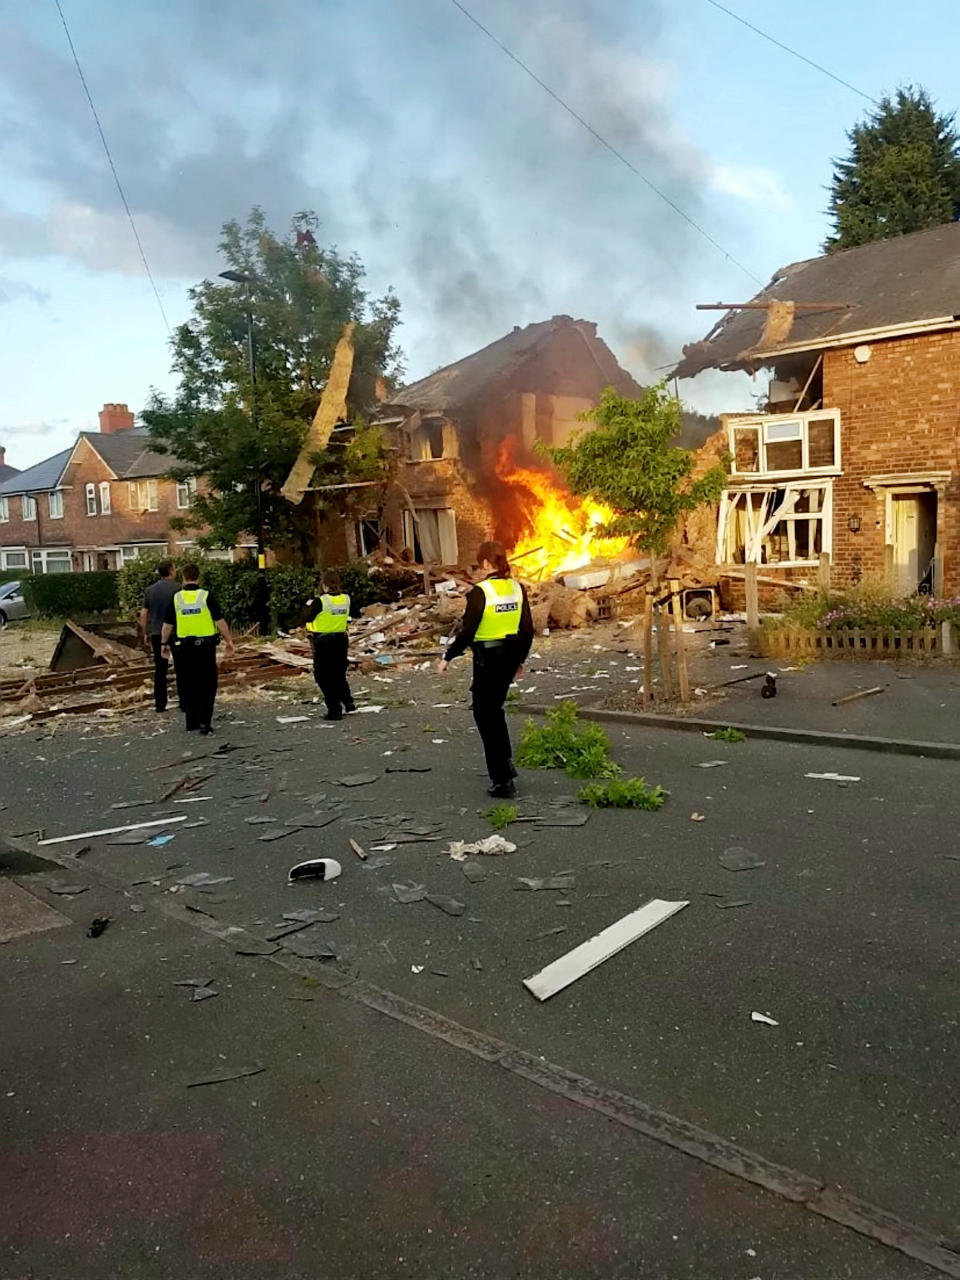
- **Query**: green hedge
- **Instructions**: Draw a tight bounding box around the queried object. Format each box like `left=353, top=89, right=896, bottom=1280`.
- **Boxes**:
left=0, top=568, right=23, bottom=585
left=20, top=571, right=119, bottom=619
left=117, top=556, right=419, bottom=633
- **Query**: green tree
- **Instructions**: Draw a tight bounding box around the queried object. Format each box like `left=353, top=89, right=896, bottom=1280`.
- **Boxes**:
left=142, top=208, right=402, bottom=561
left=543, top=385, right=728, bottom=578
left=826, top=86, right=960, bottom=252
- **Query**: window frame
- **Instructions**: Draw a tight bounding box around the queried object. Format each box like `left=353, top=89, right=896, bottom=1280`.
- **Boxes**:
left=85, top=483, right=97, bottom=516
left=99, top=481, right=111, bottom=514
left=127, top=479, right=158, bottom=512
left=21, top=495, right=37, bottom=521
left=716, top=481, right=833, bottom=569
left=31, top=548, right=73, bottom=574
left=0, top=496, right=8, bottom=523
left=726, top=409, right=841, bottom=479
left=1, top=547, right=27, bottom=569
left=176, top=477, right=196, bottom=510
left=48, top=489, right=64, bottom=519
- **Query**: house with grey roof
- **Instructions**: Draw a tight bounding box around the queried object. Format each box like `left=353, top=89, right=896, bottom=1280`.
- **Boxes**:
left=0, top=403, right=249, bottom=575
left=675, top=223, right=960, bottom=597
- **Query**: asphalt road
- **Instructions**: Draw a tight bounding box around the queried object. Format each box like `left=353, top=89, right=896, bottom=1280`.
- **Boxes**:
left=1, top=666, right=957, bottom=1276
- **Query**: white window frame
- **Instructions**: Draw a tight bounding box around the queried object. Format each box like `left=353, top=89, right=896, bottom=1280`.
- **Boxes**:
left=118, top=543, right=166, bottom=566
left=21, top=495, right=36, bottom=521
left=85, top=483, right=97, bottom=516
left=176, top=477, right=197, bottom=509
left=127, top=479, right=158, bottom=512
left=0, top=496, right=8, bottom=523
left=717, top=481, right=833, bottom=569
left=99, top=481, right=111, bottom=514
left=48, top=489, right=64, bottom=519
left=727, top=409, right=841, bottom=479
left=31, top=548, right=73, bottom=574
left=1, top=547, right=27, bottom=569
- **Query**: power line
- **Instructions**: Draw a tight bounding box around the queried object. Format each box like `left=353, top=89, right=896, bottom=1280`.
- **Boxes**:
left=447, top=0, right=764, bottom=287
left=53, top=0, right=171, bottom=331
left=702, top=0, right=877, bottom=104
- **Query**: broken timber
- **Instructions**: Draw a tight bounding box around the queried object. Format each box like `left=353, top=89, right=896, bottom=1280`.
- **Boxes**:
left=280, top=322, right=356, bottom=504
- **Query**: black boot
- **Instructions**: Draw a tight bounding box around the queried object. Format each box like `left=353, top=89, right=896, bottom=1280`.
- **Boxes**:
left=487, top=781, right=517, bottom=799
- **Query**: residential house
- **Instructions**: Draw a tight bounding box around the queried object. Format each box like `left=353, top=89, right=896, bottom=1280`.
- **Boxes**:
left=676, top=223, right=960, bottom=596
left=0, top=403, right=247, bottom=574
left=361, top=315, right=649, bottom=568
left=0, top=447, right=19, bottom=487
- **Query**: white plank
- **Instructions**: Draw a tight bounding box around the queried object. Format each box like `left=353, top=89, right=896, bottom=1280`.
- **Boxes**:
left=38, top=815, right=188, bottom=846
left=522, top=898, right=688, bottom=1001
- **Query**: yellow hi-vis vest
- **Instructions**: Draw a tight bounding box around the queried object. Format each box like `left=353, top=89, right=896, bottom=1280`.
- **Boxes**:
left=173, top=588, right=216, bottom=639
left=474, top=578, right=523, bottom=641
left=306, top=593, right=350, bottom=634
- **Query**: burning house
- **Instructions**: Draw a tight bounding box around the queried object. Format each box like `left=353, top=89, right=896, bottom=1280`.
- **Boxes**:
left=360, top=315, right=650, bottom=577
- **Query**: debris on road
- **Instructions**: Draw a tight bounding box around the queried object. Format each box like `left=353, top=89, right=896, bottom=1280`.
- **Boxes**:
left=461, top=861, right=487, bottom=884
left=174, top=978, right=218, bottom=1002
left=689, top=812, right=706, bottom=822
left=39, top=815, right=188, bottom=846
left=349, top=838, right=367, bottom=861
left=282, top=908, right=340, bottom=924
left=751, top=1011, right=779, bottom=1026
left=174, top=872, right=235, bottom=888
left=425, top=893, right=465, bottom=916
left=523, top=898, right=689, bottom=1001
left=335, top=773, right=380, bottom=788
left=392, top=882, right=427, bottom=904
left=832, top=685, right=884, bottom=707
left=446, top=835, right=517, bottom=860
left=515, top=874, right=575, bottom=892
left=287, top=857, right=342, bottom=883
left=530, top=926, right=568, bottom=941
left=148, top=833, right=176, bottom=848
left=281, top=929, right=340, bottom=959
left=805, top=772, right=861, bottom=782
left=696, top=760, right=727, bottom=769
left=39, top=879, right=89, bottom=896
left=715, top=898, right=752, bottom=909
left=86, top=916, right=111, bottom=938
left=760, top=673, right=777, bottom=699
left=718, top=847, right=766, bottom=872
left=187, top=1063, right=265, bottom=1088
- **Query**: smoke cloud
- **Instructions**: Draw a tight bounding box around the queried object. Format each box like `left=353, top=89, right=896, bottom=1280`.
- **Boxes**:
left=0, top=0, right=753, bottom=378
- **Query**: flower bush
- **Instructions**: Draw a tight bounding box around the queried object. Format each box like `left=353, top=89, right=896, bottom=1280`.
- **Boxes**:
left=766, top=586, right=960, bottom=632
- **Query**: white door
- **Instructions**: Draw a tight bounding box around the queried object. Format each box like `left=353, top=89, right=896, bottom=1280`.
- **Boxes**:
left=891, top=496, right=920, bottom=596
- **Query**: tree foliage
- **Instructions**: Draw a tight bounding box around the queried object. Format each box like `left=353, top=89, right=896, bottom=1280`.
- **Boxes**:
left=544, top=385, right=728, bottom=559
left=826, top=86, right=960, bottom=252
left=142, top=208, right=403, bottom=560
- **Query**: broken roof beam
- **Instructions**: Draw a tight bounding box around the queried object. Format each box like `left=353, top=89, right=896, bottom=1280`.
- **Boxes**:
left=280, top=322, right=356, bottom=504
left=696, top=301, right=850, bottom=312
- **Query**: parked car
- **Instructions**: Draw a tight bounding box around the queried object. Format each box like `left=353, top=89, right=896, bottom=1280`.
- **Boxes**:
left=0, top=580, right=28, bottom=625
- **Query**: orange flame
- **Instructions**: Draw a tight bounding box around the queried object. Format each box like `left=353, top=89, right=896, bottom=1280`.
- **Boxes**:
left=494, top=442, right=631, bottom=578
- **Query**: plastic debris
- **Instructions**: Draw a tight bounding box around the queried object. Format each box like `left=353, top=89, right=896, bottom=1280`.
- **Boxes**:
left=411, top=964, right=424, bottom=974
left=187, top=1063, right=265, bottom=1088
left=148, top=834, right=176, bottom=848
left=751, top=1011, right=779, bottom=1026
left=719, top=847, right=766, bottom=872
left=425, top=893, right=465, bottom=916
left=447, top=835, right=517, bottom=861
left=39, top=815, right=188, bottom=846
left=287, top=857, right=342, bottom=883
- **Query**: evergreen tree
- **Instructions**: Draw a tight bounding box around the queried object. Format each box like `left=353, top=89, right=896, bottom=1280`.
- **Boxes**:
left=826, top=87, right=960, bottom=252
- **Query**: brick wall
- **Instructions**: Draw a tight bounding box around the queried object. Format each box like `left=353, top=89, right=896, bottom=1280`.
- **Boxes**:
left=823, top=332, right=960, bottom=592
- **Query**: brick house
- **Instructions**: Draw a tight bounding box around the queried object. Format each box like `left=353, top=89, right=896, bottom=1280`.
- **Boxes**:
left=0, top=403, right=249, bottom=575
left=676, top=223, right=960, bottom=596
left=360, top=316, right=648, bottom=567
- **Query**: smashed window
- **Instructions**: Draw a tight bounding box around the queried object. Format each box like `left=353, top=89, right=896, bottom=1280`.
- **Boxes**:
left=717, top=482, right=832, bottom=567
left=727, top=410, right=839, bottom=477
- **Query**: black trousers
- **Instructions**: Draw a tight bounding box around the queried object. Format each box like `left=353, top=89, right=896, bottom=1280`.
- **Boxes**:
left=471, top=640, right=521, bottom=786
left=310, top=633, right=354, bottom=717
left=150, top=634, right=184, bottom=712
left=174, top=639, right=218, bottom=730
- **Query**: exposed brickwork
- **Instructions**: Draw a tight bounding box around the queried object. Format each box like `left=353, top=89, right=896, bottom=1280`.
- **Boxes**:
left=823, top=332, right=960, bottom=593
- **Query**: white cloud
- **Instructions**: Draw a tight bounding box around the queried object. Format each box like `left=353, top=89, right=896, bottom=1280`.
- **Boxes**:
left=710, top=163, right=792, bottom=209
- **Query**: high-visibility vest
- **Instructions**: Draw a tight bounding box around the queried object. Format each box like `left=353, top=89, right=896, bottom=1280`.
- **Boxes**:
left=474, top=578, right=523, bottom=641
left=306, top=593, right=350, bottom=634
left=173, top=588, right=216, bottom=639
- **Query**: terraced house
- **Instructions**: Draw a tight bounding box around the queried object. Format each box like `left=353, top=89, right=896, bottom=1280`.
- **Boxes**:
left=0, top=403, right=248, bottom=574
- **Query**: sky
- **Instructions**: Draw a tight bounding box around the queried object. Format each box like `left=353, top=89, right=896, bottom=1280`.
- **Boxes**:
left=1, top=0, right=958, bottom=468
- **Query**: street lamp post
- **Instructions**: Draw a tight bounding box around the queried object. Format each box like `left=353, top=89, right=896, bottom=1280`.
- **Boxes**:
left=219, top=270, right=269, bottom=635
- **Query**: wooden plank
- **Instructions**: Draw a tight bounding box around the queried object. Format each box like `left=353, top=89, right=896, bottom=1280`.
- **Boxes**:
left=832, top=685, right=883, bottom=707
left=523, top=899, right=689, bottom=1001
left=280, top=322, right=356, bottom=504
left=744, top=562, right=759, bottom=633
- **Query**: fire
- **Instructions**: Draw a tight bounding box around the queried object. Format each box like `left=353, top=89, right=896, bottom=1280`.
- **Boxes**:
left=494, top=441, right=631, bottom=579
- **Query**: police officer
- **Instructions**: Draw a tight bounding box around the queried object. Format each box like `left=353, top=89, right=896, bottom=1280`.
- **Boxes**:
left=439, top=540, right=533, bottom=798
left=305, top=569, right=356, bottom=721
left=160, top=563, right=234, bottom=735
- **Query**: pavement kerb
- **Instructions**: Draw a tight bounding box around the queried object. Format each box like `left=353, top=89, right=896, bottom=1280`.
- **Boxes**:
left=516, top=702, right=960, bottom=760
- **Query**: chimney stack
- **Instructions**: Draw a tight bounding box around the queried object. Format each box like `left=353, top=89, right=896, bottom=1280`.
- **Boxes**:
left=98, top=402, right=135, bottom=434
left=0, top=446, right=5, bottom=467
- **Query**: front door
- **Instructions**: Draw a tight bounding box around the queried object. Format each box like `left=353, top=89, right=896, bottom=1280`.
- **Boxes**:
left=891, top=493, right=936, bottom=595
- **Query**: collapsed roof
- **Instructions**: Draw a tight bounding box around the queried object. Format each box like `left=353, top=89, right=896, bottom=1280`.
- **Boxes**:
left=676, top=222, right=960, bottom=380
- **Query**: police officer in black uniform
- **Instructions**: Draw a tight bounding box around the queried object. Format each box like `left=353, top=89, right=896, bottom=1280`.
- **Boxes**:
left=439, top=540, right=533, bottom=798
left=304, top=569, right=356, bottom=721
